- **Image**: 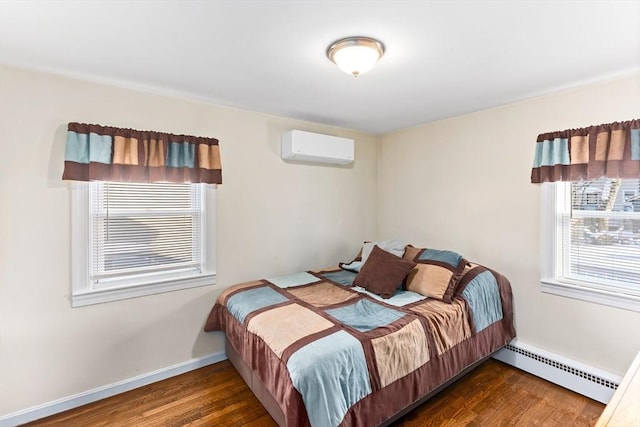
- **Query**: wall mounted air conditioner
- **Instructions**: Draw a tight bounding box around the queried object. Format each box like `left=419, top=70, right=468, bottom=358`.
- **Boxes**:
left=281, top=130, right=354, bottom=165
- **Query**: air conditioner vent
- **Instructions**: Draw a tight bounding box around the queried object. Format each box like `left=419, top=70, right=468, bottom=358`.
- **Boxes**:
left=281, top=130, right=354, bottom=165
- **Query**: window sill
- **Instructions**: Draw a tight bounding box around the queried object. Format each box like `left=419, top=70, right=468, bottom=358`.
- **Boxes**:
left=72, top=273, right=217, bottom=307
left=541, top=279, right=640, bottom=312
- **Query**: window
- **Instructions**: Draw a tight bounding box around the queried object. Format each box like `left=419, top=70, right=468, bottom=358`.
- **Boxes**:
left=541, top=178, right=640, bottom=311
left=71, top=181, right=216, bottom=307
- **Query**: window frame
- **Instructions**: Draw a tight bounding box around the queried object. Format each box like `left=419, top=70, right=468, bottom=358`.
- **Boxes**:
left=70, top=181, right=216, bottom=307
left=541, top=182, right=640, bottom=312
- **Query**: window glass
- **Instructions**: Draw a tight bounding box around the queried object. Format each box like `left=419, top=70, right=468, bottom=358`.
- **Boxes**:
left=558, top=178, right=640, bottom=295
left=90, top=182, right=203, bottom=286
left=542, top=178, right=640, bottom=311
left=71, top=181, right=215, bottom=306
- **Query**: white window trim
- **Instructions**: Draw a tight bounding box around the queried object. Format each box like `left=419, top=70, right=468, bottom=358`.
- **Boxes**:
left=540, top=183, right=640, bottom=312
left=70, top=182, right=216, bottom=307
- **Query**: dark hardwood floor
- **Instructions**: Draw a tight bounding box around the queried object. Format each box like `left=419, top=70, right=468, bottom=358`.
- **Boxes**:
left=25, top=359, right=604, bottom=426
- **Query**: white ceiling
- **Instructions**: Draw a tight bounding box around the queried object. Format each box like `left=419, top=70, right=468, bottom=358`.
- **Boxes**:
left=1, top=1, right=639, bottom=134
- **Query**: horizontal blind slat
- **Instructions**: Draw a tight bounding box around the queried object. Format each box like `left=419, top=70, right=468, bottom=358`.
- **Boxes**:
left=559, top=178, right=640, bottom=294
left=90, top=181, right=202, bottom=283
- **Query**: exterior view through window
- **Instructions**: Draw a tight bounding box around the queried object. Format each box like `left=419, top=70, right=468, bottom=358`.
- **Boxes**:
left=560, top=178, right=640, bottom=294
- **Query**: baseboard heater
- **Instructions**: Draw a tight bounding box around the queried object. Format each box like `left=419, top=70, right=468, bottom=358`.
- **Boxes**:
left=492, top=339, right=621, bottom=404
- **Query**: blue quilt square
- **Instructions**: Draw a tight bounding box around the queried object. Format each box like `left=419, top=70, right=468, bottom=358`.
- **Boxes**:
left=226, top=286, right=288, bottom=323
left=326, top=299, right=405, bottom=332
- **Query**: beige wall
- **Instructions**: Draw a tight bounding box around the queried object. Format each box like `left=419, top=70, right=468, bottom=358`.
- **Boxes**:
left=1, top=63, right=639, bottom=418
left=379, top=73, right=640, bottom=376
left=0, top=65, right=378, bottom=415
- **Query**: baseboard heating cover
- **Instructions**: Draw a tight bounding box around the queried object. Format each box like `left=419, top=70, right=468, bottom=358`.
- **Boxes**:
left=492, top=339, right=622, bottom=404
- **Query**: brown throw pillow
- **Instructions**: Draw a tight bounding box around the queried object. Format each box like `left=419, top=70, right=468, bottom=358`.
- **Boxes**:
left=353, top=245, right=417, bottom=299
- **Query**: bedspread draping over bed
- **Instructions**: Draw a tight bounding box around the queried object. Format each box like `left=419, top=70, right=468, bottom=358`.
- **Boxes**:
left=205, top=265, right=515, bottom=427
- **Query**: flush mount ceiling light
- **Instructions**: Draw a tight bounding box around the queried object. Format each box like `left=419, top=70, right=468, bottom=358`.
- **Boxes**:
left=326, top=36, right=385, bottom=77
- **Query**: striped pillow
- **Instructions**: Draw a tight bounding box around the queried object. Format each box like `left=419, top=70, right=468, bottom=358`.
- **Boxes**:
left=402, top=245, right=469, bottom=303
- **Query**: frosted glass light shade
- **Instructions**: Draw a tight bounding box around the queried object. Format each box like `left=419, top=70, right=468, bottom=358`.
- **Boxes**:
left=327, top=37, right=385, bottom=77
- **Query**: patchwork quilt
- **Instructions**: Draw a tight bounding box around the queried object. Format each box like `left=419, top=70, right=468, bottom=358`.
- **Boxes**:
left=204, top=266, right=515, bottom=427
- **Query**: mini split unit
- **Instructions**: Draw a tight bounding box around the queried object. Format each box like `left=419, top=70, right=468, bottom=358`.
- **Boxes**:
left=281, top=130, right=354, bottom=165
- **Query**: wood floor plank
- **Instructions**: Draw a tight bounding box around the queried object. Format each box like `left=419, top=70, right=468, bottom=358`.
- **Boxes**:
left=24, top=359, right=603, bottom=426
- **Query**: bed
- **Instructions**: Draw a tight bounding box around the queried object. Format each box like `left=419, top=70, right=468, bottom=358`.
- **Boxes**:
left=204, top=243, right=515, bottom=427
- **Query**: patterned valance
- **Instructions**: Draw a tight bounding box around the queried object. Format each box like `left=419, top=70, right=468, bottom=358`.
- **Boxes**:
left=62, top=122, right=222, bottom=184
left=531, top=119, right=640, bottom=183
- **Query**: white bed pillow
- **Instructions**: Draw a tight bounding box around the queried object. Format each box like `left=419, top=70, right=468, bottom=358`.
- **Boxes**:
left=342, top=240, right=406, bottom=272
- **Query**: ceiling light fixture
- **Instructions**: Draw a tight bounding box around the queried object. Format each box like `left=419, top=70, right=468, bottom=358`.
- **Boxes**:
left=326, top=36, right=385, bottom=77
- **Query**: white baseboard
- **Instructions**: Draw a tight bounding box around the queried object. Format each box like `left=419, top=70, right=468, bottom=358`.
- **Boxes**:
left=0, top=351, right=227, bottom=427
left=493, top=339, right=622, bottom=404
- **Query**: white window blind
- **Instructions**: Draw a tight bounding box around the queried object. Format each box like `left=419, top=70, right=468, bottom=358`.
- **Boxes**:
left=557, top=178, right=640, bottom=297
left=89, top=182, right=203, bottom=287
